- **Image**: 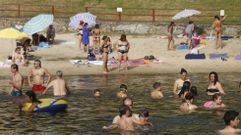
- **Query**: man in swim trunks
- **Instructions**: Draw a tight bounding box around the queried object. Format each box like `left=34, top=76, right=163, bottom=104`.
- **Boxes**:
left=150, top=82, right=164, bottom=99
left=9, top=64, right=23, bottom=96
left=42, top=70, right=70, bottom=97
left=28, top=59, right=51, bottom=93
left=219, top=110, right=241, bottom=134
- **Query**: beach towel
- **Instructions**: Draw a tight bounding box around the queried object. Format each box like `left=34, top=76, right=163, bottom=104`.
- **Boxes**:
left=209, top=53, right=228, bottom=59
left=176, top=45, right=189, bottom=50
left=69, top=60, right=89, bottom=65
left=0, top=62, right=11, bottom=68
left=60, top=41, right=76, bottom=45
left=221, top=36, right=233, bottom=40
left=38, top=42, right=49, bottom=48
left=235, top=54, right=241, bottom=60
left=185, top=53, right=206, bottom=59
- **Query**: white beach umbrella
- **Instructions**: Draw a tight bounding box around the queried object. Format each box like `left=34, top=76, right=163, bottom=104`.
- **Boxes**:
left=69, top=12, right=96, bottom=29
left=172, top=9, right=201, bottom=20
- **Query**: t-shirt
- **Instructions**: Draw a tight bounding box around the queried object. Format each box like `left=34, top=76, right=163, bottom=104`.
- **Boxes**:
left=185, top=24, right=194, bottom=33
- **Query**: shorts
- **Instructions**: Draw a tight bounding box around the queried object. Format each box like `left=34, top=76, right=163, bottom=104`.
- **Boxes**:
left=186, top=32, right=192, bottom=39
left=32, top=84, right=46, bottom=92
left=11, top=90, right=22, bottom=96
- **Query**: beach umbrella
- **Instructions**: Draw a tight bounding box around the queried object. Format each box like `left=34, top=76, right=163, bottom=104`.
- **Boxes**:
left=172, top=9, right=201, bottom=20
left=0, top=28, right=28, bottom=39
left=23, top=14, right=54, bottom=35
left=69, top=12, right=96, bottom=29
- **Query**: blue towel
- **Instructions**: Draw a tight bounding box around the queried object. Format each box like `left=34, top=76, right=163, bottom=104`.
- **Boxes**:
left=176, top=45, right=189, bottom=50
left=185, top=54, right=206, bottom=59
left=38, top=42, right=49, bottom=48
left=209, top=53, right=228, bottom=59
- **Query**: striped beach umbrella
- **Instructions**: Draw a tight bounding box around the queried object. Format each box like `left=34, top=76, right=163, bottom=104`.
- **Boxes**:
left=23, top=14, right=54, bottom=35
left=69, top=12, right=96, bottom=29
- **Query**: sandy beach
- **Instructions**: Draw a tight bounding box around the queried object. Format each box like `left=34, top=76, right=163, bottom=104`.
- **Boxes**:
left=0, top=33, right=240, bottom=77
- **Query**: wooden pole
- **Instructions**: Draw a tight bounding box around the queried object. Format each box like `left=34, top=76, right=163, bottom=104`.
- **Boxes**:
left=17, top=4, right=20, bottom=18
left=152, top=9, right=155, bottom=22
left=85, top=7, right=89, bottom=12
left=52, top=5, right=55, bottom=15
left=118, top=12, right=122, bottom=21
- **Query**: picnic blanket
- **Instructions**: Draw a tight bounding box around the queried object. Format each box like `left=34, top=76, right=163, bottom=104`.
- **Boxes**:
left=176, top=45, right=189, bottom=50
left=209, top=53, right=228, bottom=59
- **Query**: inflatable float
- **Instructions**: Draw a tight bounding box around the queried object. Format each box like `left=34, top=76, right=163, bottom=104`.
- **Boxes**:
left=22, top=98, right=68, bottom=113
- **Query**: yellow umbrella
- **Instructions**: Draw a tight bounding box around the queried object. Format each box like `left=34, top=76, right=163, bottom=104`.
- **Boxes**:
left=0, top=28, right=28, bottom=39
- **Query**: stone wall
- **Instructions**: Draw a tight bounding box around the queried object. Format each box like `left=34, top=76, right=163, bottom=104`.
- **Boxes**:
left=0, top=18, right=240, bottom=35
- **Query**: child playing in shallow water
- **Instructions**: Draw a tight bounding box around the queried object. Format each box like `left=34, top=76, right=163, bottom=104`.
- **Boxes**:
left=93, top=89, right=101, bottom=98
left=180, top=92, right=198, bottom=113
left=203, top=94, right=225, bottom=109
left=117, top=84, right=128, bottom=98
left=150, top=82, right=163, bottom=99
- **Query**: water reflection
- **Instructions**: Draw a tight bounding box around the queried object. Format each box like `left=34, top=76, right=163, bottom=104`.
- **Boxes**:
left=0, top=73, right=240, bottom=134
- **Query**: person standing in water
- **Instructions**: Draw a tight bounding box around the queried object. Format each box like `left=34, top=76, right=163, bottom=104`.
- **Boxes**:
left=42, top=70, right=70, bottom=97
left=117, top=34, right=130, bottom=72
left=150, top=82, right=164, bottom=99
left=180, top=93, right=198, bottom=113
left=9, top=64, right=23, bottom=96
left=219, top=110, right=241, bottom=134
left=167, top=21, right=175, bottom=50
left=206, top=71, right=225, bottom=95
left=212, top=15, right=226, bottom=49
left=100, top=36, right=112, bottom=74
left=28, top=59, right=51, bottom=93
left=173, top=68, right=191, bottom=95
left=91, top=24, right=102, bottom=51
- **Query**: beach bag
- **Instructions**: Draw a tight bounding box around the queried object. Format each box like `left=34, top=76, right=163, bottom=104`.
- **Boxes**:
left=87, top=52, right=96, bottom=61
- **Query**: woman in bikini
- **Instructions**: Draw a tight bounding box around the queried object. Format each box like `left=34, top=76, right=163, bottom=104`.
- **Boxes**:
left=76, top=20, right=84, bottom=49
left=117, top=34, right=130, bottom=72
left=91, top=24, right=102, bottom=51
left=173, top=68, right=191, bottom=95
left=167, top=21, right=175, bottom=50
left=100, top=36, right=112, bottom=74
left=212, top=15, right=226, bottom=49
left=207, top=71, right=225, bottom=96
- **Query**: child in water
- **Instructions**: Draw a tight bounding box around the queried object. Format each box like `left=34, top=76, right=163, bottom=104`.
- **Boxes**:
left=117, top=84, right=128, bottom=98
left=93, top=89, right=101, bottom=98
left=180, top=92, right=198, bottom=113
left=150, top=82, right=164, bottom=99
left=203, top=94, right=225, bottom=109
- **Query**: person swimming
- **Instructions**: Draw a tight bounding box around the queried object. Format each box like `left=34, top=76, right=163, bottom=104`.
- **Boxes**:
left=103, top=105, right=152, bottom=131
left=178, top=81, right=191, bottom=99
left=150, top=82, right=164, bottom=99
left=134, top=110, right=153, bottom=132
left=219, top=110, right=241, bottom=134
left=180, top=92, right=198, bottom=113
left=117, top=84, right=128, bottom=98
left=203, top=94, right=225, bottom=109
left=93, top=89, right=101, bottom=98
left=173, top=68, right=191, bottom=95
left=207, top=71, right=225, bottom=95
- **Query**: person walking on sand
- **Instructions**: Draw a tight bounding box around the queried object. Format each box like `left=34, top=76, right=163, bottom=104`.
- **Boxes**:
left=117, top=34, right=130, bottom=72
left=100, top=36, right=112, bottom=74
left=28, top=59, right=51, bottom=93
left=9, top=64, right=23, bottom=96
left=212, top=15, right=226, bottom=49
left=82, top=23, right=90, bottom=52
left=91, top=24, right=102, bottom=51
left=185, top=21, right=194, bottom=49
left=167, top=21, right=175, bottom=50
left=42, top=70, right=70, bottom=97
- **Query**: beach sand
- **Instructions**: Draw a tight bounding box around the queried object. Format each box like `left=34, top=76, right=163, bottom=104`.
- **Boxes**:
left=0, top=33, right=240, bottom=77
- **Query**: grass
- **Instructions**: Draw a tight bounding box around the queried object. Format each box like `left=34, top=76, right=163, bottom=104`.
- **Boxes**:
left=0, top=0, right=241, bottom=24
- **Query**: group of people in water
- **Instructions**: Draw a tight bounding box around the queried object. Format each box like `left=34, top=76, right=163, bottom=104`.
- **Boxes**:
left=8, top=58, right=241, bottom=133
left=167, top=15, right=227, bottom=50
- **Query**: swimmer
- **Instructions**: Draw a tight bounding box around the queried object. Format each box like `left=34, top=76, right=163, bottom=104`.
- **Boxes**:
left=190, top=86, right=198, bottom=97
left=93, top=89, right=101, bottom=98
left=117, top=84, right=128, bottom=98
left=13, top=91, right=41, bottom=112
left=178, top=81, right=191, bottom=99
left=9, top=64, right=23, bottom=96
left=28, top=59, right=51, bottom=92
left=150, top=82, right=164, bottom=99
left=207, top=71, right=225, bottom=95
left=180, top=93, right=198, bottom=113
left=219, top=110, right=241, bottom=134
left=134, top=110, right=153, bottom=131
left=123, top=97, right=133, bottom=109
left=204, top=94, right=225, bottom=109
left=42, top=70, right=70, bottom=97
left=173, top=68, right=191, bottom=95
left=102, top=105, right=152, bottom=131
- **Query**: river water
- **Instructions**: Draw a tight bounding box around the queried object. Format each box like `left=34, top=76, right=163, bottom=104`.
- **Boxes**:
left=0, top=73, right=240, bottom=135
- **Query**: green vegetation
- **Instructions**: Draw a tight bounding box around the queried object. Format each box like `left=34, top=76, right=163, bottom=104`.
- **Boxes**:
left=1, top=0, right=240, bottom=24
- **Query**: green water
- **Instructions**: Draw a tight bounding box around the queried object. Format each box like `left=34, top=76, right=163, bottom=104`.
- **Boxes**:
left=0, top=73, right=241, bottom=135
